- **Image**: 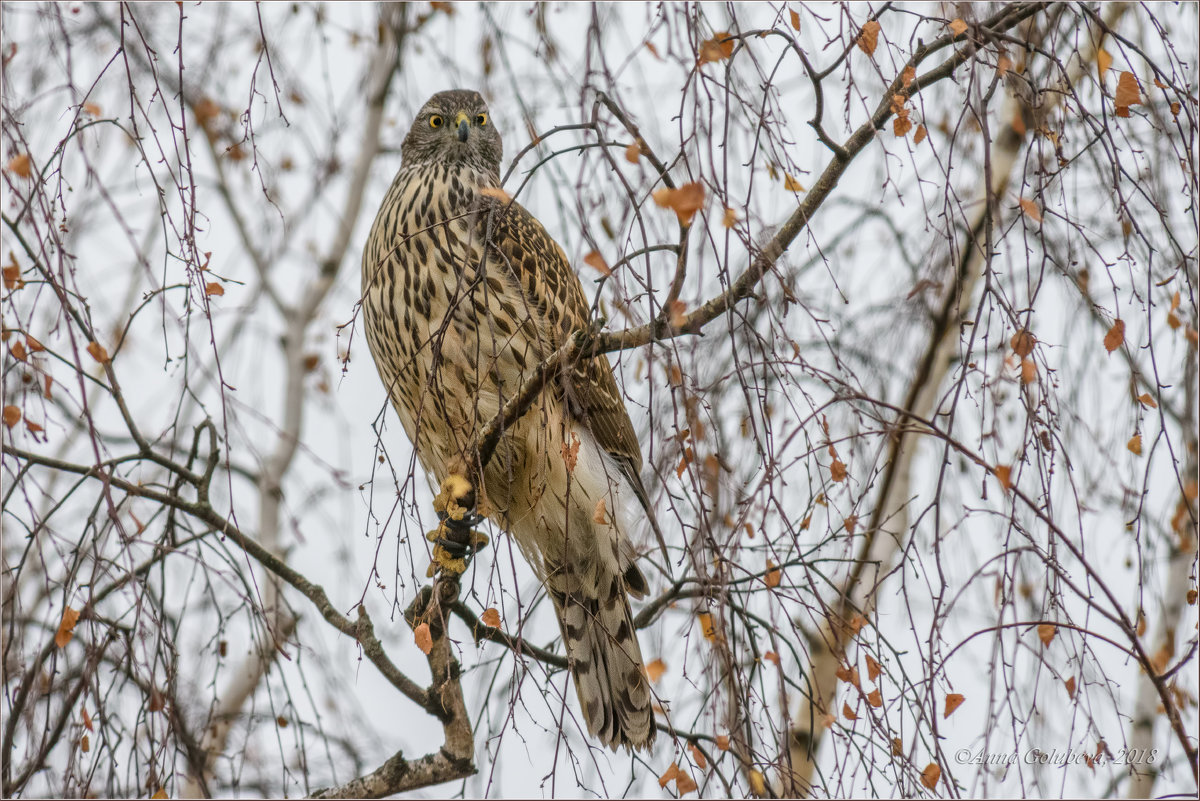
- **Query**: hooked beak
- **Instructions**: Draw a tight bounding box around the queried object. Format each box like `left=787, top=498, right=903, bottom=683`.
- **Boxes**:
left=455, top=112, right=470, bottom=143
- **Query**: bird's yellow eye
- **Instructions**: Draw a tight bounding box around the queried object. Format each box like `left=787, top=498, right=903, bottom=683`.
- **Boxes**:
left=429, top=115, right=444, bottom=128
left=475, top=113, right=488, bottom=126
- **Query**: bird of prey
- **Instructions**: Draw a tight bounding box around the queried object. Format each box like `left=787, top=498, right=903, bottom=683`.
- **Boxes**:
left=360, top=89, right=656, bottom=751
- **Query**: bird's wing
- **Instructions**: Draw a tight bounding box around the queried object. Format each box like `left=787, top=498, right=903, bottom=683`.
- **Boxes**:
left=479, top=196, right=645, bottom=486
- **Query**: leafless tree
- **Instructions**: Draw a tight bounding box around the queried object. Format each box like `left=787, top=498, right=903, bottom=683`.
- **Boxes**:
left=2, top=2, right=1195, bottom=798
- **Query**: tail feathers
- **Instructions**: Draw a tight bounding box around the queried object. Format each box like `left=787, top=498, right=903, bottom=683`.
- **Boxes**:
left=552, top=573, right=655, bottom=751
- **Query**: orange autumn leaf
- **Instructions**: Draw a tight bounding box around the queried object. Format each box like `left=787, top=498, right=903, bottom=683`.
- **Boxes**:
left=86, top=341, right=109, bottom=364
left=847, top=613, right=867, bottom=636
left=561, top=431, right=580, bottom=472
left=2, top=251, right=21, bottom=289
left=842, top=701, right=858, bottom=721
left=414, top=621, right=432, bottom=655
left=81, top=733, right=90, bottom=752
left=747, top=769, right=766, bottom=796
left=147, top=688, right=165, bottom=712
left=722, top=207, right=738, bottom=228
left=6, top=153, right=31, bottom=178
left=675, top=770, right=698, bottom=795
left=944, top=693, right=965, bottom=718
left=698, top=32, right=734, bottom=64
left=697, top=612, right=717, bottom=641
left=624, top=141, right=641, bottom=164
left=667, top=299, right=688, bottom=328
left=1104, top=319, right=1125, bottom=353
left=830, top=456, right=847, bottom=482
left=652, top=182, right=705, bottom=226
left=2, top=405, right=20, bottom=429
left=901, top=65, right=915, bottom=88
left=646, top=658, right=667, bottom=682
left=715, top=734, right=730, bottom=751
left=658, top=761, right=680, bottom=788
left=593, top=497, right=608, bottom=525
left=1097, top=48, right=1113, bottom=77
left=478, top=185, right=512, bottom=204
left=10, top=340, right=26, bottom=361
left=893, top=116, right=913, bottom=137
left=1011, top=329, right=1036, bottom=357
left=1021, top=358, right=1037, bottom=385
left=24, top=419, right=43, bottom=434
left=1114, top=70, right=1141, bottom=116
left=835, top=664, right=861, bottom=689
left=948, top=18, right=967, bottom=36
left=1037, top=622, right=1057, bottom=646
left=25, top=335, right=44, bottom=352
left=204, top=281, right=224, bottom=297
left=151, top=789, right=168, bottom=800
left=480, top=607, right=501, bottom=628
left=1127, top=433, right=1142, bottom=455
left=914, top=124, right=927, bottom=144
left=82, top=707, right=93, bottom=731
left=764, top=650, right=781, bottom=665
left=55, top=606, right=80, bottom=648
left=993, top=465, right=1013, bottom=492
left=856, top=20, right=880, bottom=55
left=82, top=102, right=102, bottom=117
left=689, top=742, right=707, bottom=769
left=866, top=688, right=883, bottom=708
left=920, top=762, right=941, bottom=789
left=1064, top=676, right=1077, bottom=696
left=891, top=737, right=903, bottom=756
left=843, top=514, right=858, bottom=535
left=996, top=53, right=1012, bottom=77
left=1019, top=197, right=1042, bottom=223
left=789, top=8, right=801, bottom=31
left=865, top=654, right=881, bottom=682
left=764, top=560, right=781, bottom=588
left=783, top=173, right=805, bottom=192
left=583, top=250, right=611, bottom=276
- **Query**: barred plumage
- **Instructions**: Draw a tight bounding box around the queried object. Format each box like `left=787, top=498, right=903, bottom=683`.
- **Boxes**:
left=361, top=89, right=656, bottom=751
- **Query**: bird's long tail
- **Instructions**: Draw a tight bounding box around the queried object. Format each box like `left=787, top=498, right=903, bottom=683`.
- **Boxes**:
left=547, top=563, right=655, bottom=751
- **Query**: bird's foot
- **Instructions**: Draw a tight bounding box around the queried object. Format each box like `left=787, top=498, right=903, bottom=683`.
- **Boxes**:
left=426, top=474, right=490, bottom=576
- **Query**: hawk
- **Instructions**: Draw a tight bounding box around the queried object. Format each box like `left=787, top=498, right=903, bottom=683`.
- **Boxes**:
left=361, top=89, right=656, bottom=751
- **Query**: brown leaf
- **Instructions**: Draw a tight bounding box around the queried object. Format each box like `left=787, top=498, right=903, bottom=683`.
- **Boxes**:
left=715, top=734, right=730, bottom=751
left=204, top=281, right=224, bottom=297
left=866, top=688, right=883, bottom=707
left=920, top=762, right=941, bottom=789
left=24, top=419, right=43, bottom=434
left=675, top=770, right=698, bottom=795
left=843, top=514, right=858, bottom=535
left=147, top=688, right=165, bottom=712
left=2, top=405, right=20, bottom=429
left=667, top=299, right=688, bottom=329
left=1064, top=676, right=1076, bottom=696
left=646, top=658, right=667, bottom=682
left=784, top=173, right=805, bottom=192
left=997, top=54, right=1012, bottom=77
left=1011, top=329, right=1036, bottom=357
left=81, top=733, right=90, bottom=752
left=652, top=182, right=705, bottom=226
left=43, top=375, right=53, bottom=400
left=865, top=654, right=881, bottom=682
left=593, top=497, right=608, bottom=525
left=10, top=341, right=26, bottom=361
left=1104, top=319, right=1125, bottom=353
left=842, top=701, right=858, bottom=721
left=1186, top=589, right=1197, bottom=605
left=765, top=560, right=781, bottom=588
left=1021, top=358, right=1037, bottom=385
left=624, top=141, right=641, bottom=164
left=748, top=769, right=767, bottom=796
left=478, top=185, right=512, bottom=204
left=151, top=789, right=168, bottom=800
left=1127, top=433, right=1142, bottom=455
left=277, top=715, right=289, bottom=727
left=689, top=741, right=707, bottom=769
left=944, top=693, right=965, bottom=718
left=993, top=465, right=1013, bottom=492
left=1019, top=197, right=1042, bottom=223
left=722, top=207, right=738, bottom=228
left=583, top=250, right=611, bottom=276
left=658, top=762, right=680, bottom=788
left=1136, top=393, right=1157, bottom=410
left=55, top=606, right=80, bottom=648
left=698, top=32, right=734, bottom=64
left=830, top=457, right=847, bottom=483
left=914, top=124, right=928, bottom=144
left=891, top=737, right=903, bottom=756
left=948, top=18, right=967, bottom=36
left=901, top=65, right=915, bottom=87
left=6, top=153, right=31, bottom=178
left=82, top=707, right=93, bottom=731
left=480, top=607, right=501, bottom=628
left=561, top=432, right=580, bottom=472
left=847, top=613, right=867, bottom=636
left=82, top=102, right=102, bottom=117
left=1115, top=70, right=1141, bottom=116
left=893, top=116, right=913, bottom=138
left=764, top=650, right=780, bottom=665
left=645, top=42, right=662, bottom=60
left=789, top=8, right=801, bottom=31
left=1097, top=49, right=1112, bottom=77
left=86, top=341, right=110, bottom=364
left=835, top=664, right=861, bottom=689
left=697, top=611, right=717, bottom=642
left=414, top=621, right=432, bottom=655
left=25, top=335, right=44, bottom=352
left=3, top=251, right=21, bottom=289
left=1037, top=623, right=1057, bottom=646
left=856, top=20, right=880, bottom=55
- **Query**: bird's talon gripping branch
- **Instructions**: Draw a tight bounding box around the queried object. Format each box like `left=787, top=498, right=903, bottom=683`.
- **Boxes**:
left=426, top=473, right=489, bottom=575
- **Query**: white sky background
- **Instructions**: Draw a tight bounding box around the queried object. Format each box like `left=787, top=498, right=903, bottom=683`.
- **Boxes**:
left=1, top=1, right=1197, bottom=798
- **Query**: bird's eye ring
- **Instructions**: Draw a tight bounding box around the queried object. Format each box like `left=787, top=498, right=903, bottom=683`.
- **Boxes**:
left=429, top=115, right=444, bottom=128
left=475, top=113, right=488, bottom=126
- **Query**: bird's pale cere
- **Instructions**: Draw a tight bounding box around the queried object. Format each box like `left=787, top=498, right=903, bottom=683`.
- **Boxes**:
left=361, top=88, right=658, bottom=751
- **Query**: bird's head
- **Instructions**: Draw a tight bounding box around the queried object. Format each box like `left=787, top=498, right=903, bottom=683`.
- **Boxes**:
left=400, top=89, right=503, bottom=180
